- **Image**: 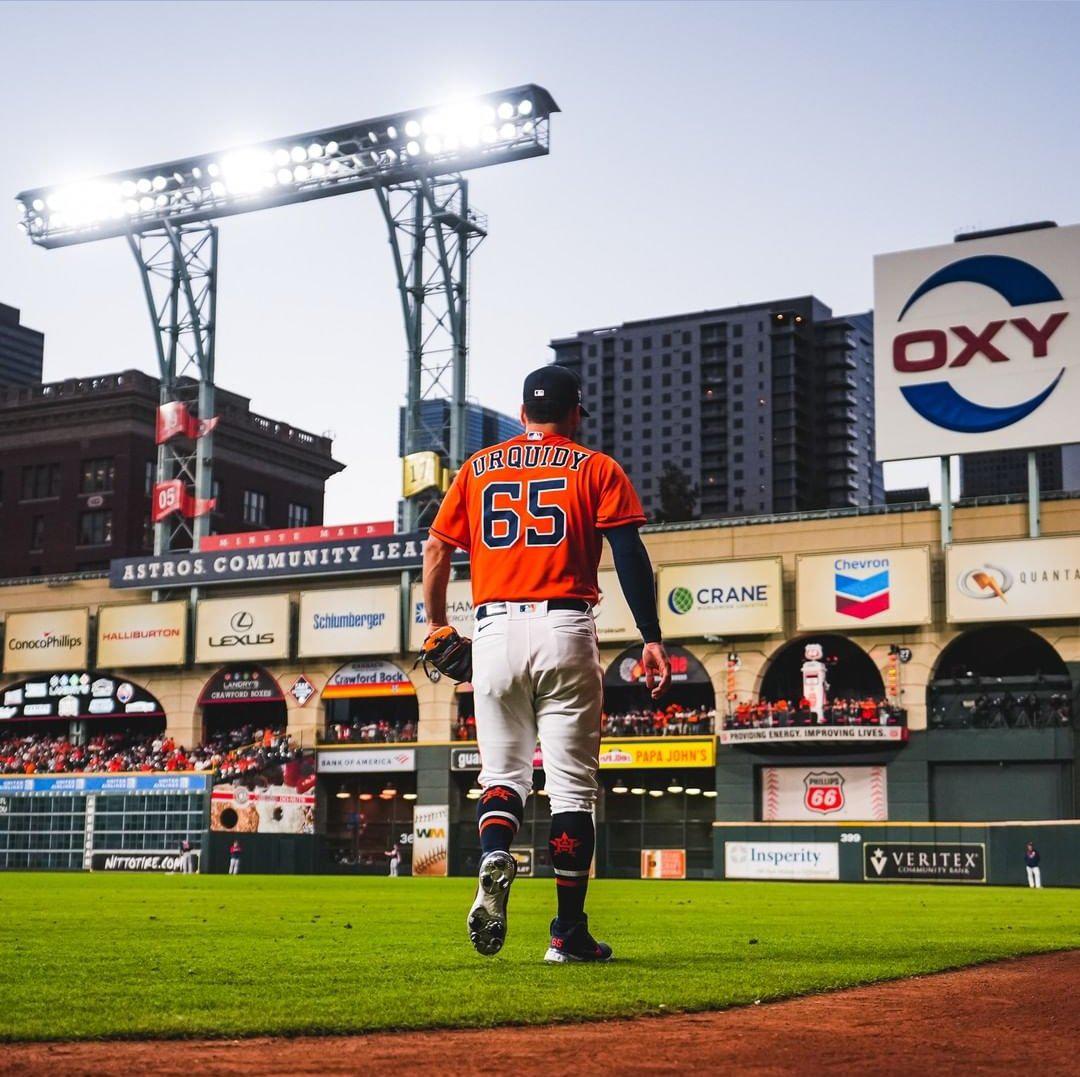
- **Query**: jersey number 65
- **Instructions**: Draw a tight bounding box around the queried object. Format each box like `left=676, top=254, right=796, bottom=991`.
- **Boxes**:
left=482, top=479, right=567, bottom=549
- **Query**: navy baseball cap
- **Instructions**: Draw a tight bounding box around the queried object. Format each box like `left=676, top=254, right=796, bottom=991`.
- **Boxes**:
left=523, top=365, right=590, bottom=420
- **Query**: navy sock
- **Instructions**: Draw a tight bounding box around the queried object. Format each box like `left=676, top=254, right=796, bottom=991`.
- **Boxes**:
left=477, top=785, right=524, bottom=855
left=549, top=811, right=595, bottom=925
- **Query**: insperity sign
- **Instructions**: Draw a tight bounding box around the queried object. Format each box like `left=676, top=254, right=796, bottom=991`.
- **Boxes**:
left=110, top=531, right=466, bottom=589
left=874, top=223, right=1080, bottom=460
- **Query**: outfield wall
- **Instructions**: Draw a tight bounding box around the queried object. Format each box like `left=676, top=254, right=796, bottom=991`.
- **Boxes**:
left=713, top=820, right=1080, bottom=887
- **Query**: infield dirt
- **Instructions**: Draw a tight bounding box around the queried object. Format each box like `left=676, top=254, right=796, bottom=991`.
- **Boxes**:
left=3, top=949, right=1077, bottom=1076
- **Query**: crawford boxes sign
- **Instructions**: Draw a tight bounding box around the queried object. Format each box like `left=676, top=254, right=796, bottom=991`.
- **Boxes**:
left=110, top=531, right=465, bottom=589
left=3, top=608, right=89, bottom=674
left=874, top=224, right=1080, bottom=461
left=658, top=559, right=783, bottom=638
left=945, top=534, right=1080, bottom=623
left=194, top=595, right=290, bottom=664
left=863, top=842, right=986, bottom=883
left=796, top=547, right=932, bottom=631
left=724, top=841, right=840, bottom=881
left=96, top=602, right=187, bottom=668
left=298, top=586, right=400, bottom=657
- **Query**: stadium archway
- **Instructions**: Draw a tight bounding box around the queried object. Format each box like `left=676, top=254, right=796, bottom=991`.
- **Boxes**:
left=602, top=644, right=716, bottom=734
left=197, top=666, right=287, bottom=739
left=928, top=627, right=1072, bottom=729
left=759, top=635, right=884, bottom=704
left=322, top=659, right=418, bottom=743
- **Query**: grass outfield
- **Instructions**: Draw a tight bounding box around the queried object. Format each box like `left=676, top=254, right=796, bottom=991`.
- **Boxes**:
left=0, top=874, right=1077, bottom=1041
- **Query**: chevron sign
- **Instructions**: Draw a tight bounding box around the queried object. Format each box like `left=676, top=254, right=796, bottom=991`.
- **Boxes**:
left=834, top=559, right=890, bottom=620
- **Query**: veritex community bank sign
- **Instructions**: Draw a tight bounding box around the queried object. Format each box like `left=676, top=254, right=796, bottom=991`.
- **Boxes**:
left=110, top=532, right=464, bottom=590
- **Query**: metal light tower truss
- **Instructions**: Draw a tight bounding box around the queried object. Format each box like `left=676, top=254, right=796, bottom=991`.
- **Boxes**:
left=377, top=175, right=486, bottom=528
left=127, top=222, right=217, bottom=553
left=16, top=84, right=557, bottom=549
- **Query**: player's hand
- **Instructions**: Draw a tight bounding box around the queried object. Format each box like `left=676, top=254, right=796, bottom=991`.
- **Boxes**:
left=642, top=642, right=671, bottom=699
left=424, top=621, right=448, bottom=641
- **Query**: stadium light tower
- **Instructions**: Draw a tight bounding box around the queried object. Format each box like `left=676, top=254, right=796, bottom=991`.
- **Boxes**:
left=15, top=85, right=559, bottom=544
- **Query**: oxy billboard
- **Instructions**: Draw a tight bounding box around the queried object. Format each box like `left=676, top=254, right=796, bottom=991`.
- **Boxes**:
left=3, top=608, right=89, bottom=674
left=945, top=534, right=1080, bottom=623
left=298, top=586, right=400, bottom=657
left=96, top=602, right=187, bottom=668
left=194, top=594, right=290, bottom=664
left=874, top=224, right=1080, bottom=460
left=658, top=559, right=783, bottom=638
left=796, top=547, right=932, bottom=631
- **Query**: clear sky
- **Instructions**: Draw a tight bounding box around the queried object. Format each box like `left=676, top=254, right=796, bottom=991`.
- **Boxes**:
left=1, top=0, right=1078, bottom=523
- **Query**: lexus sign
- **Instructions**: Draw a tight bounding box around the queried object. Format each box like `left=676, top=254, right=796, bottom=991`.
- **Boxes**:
left=874, top=223, right=1080, bottom=460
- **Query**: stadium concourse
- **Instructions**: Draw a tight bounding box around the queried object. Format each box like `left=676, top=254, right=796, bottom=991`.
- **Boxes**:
left=0, top=494, right=1077, bottom=882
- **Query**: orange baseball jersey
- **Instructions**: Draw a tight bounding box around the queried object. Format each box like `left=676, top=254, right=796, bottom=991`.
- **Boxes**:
left=429, top=431, right=646, bottom=606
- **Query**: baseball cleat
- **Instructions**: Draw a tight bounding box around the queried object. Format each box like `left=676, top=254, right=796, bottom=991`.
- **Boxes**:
left=544, top=916, right=613, bottom=964
left=467, top=850, right=517, bottom=956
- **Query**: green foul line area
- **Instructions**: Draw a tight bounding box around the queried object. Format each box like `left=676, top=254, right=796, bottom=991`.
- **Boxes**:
left=0, top=874, right=1077, bottom=1041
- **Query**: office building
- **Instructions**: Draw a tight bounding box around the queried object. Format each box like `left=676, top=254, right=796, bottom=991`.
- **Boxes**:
left=0, top=304, right=44, bottom=387
left=960, top=445, right=1080, bottom=499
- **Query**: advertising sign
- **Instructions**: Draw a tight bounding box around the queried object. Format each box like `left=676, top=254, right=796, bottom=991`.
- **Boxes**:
left=594, top=569, right=638, bottom=643
left=761, top=766, right=888, bottom=821
left=211, top=783, right=316, bottom=834
left=863, top=842, right=986, bottom=883
left=3, top=608, right=89, bottom=674
left=658, top=559, right=783, bottom=638
left=721, top=725, right=907, bottom=745
left=0, top=673, right=164, bottom=722
left=412, top=804, right=449, bottom=877
left=641, top=849, right=687, bottom=880
left=409, top=580, right=474, bottom=651
left=796, top=547, right=932, bottom=630
left=451, top=745, right=544, bottom=771
left=96, top=601, right=187, bottom=668
left=316, top=748, right=417, bottom=773
left=874, top=224, right=1080, bottom=461
left=90, top=851, right=186, bottom=872
left=724, top=841, right=840, bottom=881
left=0, top=773, right=209, bottom=795
left=194, top=594, right=290, bottom=664
left=945, top=534, right=1080, bottom=623
left=198, top=666, right=283, bottom=705
left=323, top=659, right=415, bottom=699
left=298, top=586, right=400, bottom=658
left=598, top=739, right=715, bottom=769
left=110, top=530, right=465, bottom=589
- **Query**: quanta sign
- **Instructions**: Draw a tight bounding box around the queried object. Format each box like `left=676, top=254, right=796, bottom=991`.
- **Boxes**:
left=875, top=224, right=1080, bottom=460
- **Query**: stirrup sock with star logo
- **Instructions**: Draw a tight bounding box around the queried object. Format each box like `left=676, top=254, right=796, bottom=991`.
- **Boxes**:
left=477, top=785, right=524, bottom=854
left=549, top=810, right=595, bottom=923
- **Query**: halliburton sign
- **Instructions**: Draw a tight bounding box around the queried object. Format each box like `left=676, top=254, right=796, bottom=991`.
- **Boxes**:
left=96, top=602, right=188, bottom=668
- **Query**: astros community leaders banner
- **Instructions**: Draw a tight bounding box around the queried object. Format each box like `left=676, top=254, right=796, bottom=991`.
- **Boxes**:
left=945, top=534, right=1080, bottom=623
left=796, top=546, right=932, bottom=631
left=657, top=559, right=783, bottom=638
left=194, top=594, right=290, bottom=664
left=96, top=601, right=188, bottom=668
left=298, top=586, right=400, bottom=657
left=874, top=223, right=1080, bottom=461
left=3, top=608, right=89, bottom=673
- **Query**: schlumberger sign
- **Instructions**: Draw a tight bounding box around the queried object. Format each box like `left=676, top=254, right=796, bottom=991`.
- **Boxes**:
left=874, top=224, right=1080, bottom=460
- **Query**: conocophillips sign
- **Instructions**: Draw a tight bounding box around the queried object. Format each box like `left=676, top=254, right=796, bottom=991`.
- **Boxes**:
left=946, top=534, right=1080, bottom=623
left=3, top=608, right=89, bottom=674
left=658, top=559, right=783, bottom=638
left=874, top=223, right=1080, bottom=461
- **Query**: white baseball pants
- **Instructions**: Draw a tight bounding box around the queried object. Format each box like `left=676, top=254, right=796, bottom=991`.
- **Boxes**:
left=1026, top=866, right=1042, bottom=888
left=472, top=603, right=603, bottom=815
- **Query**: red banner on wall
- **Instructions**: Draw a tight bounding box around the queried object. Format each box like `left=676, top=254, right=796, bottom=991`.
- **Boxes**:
left=156, top=401, right=220, bottom=445
left=152, top=479, right=216, bottom=522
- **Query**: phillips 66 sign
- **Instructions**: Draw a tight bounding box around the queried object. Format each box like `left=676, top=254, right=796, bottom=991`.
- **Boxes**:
left=874, top=224, right=1080, bottom=460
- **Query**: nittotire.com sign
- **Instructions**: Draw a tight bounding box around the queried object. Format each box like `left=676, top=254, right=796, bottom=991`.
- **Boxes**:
left=863, top=842, right=986, bottom=883
left=90, top=851, right=185, bottom=872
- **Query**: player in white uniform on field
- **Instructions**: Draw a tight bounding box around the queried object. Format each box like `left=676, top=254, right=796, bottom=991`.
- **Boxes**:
left=423, top=366, right=670, bottom=961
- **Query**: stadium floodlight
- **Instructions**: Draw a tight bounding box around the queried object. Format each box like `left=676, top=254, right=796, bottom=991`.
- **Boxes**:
left=16, top=84, right=558, bottom=249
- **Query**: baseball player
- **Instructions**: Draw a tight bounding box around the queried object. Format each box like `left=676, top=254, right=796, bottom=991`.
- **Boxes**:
left=422, top=365, right=670, bottom=962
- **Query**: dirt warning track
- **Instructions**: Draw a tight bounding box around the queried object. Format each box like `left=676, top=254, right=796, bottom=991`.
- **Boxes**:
left=3, top=950, right=1077, bottom=1076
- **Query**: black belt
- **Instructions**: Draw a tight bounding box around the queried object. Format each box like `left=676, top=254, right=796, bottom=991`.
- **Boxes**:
left=475, top=599, right=591, bottom=619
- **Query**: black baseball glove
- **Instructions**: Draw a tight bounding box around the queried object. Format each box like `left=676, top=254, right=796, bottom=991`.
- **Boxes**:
left=415, top=625, right=473, bottom=684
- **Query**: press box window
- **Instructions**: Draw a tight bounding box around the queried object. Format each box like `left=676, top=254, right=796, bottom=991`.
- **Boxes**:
left=78, top=509, right=113, bottom=547
left=243, top=490, right=268, bottom=526
left=80, top=457, right=115, bottom=494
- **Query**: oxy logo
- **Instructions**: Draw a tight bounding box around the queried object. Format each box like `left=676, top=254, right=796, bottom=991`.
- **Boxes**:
left=957, top=563, right=1013, bottom=602
left=892, top=254, right=1068, bottom=432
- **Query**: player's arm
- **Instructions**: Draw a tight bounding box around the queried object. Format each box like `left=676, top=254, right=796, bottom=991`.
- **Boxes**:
left=604, top=523, right=670, bottom=699
left=422, top=533, right=454, bottom=632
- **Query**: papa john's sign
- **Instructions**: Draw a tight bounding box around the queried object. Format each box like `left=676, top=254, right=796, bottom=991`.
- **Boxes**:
left=874, top=223, right=1080, bottom=460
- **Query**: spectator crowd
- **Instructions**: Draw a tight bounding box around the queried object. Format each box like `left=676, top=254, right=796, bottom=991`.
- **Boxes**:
left=323, top=717, right=417, bottom=744
left=452, top=705, right=716, bottom=741
left=0, top=723, right=301, bottom=778
left=726, top=697, right=905, bottom=729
